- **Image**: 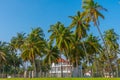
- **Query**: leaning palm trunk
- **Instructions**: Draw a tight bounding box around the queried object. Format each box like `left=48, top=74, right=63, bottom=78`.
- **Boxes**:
left=96, top=25, right=113, bottom=77
left=81, top=40, right=91, bottom=77
left=82, top=41, right=89, bottom=64
left=80, top=35, right=89, bottom=64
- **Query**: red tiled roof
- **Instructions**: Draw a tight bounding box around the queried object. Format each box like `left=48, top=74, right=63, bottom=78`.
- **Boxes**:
left=57, top=58, right=69, bottom=63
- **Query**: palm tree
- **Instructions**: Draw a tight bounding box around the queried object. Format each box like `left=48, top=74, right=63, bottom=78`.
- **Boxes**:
left=48, top=22, right=73, bottom=77
left=69, top=11, right=89, bottom=39
left=69, top=36, right=85, bottom=77
left=104, top=29, right=119, bottom=54
left=44, top=42, right=60, bottom=77
left=21, top=27, right=45, bottom=77
left=85, top=34, right=102, bottom=77
left=82, top=0, right=107, bottom=26
left=69, top=11, right=90, bottom=76
left=104, top=29, right=119, bottom=77
left=82, top=0, right=114, bottom=76
left=10, top=32, right=26, bottom=52
left=9, top=32, right=26, bottom=77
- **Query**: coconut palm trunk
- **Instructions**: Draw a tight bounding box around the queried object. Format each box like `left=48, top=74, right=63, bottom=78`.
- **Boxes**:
left=33, top=58, right=37, bottom=78
left=69, top=62, right=73, bottom=77
left=75, top=53, right=79, bottom=77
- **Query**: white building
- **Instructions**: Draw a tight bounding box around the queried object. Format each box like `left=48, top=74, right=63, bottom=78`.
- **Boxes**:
left=49, top=58, right=72, bottom=77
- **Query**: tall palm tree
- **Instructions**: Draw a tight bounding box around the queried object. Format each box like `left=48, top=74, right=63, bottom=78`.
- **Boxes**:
left=21, top=27, right=45, bottom=77
left=48, top=22, right=73, bottom=77
left=69, top=11, right=90, bottom=73
left=104, top=29, right=119, bottom=77
left=10, top=32, right=26, bottom=77
left=82, top=0, right=114, bottom=76
left=69, top=36, right=85, bottom=77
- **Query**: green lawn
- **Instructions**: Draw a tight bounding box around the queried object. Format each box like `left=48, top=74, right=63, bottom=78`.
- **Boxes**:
left=0, top=78, right=120, bottom=80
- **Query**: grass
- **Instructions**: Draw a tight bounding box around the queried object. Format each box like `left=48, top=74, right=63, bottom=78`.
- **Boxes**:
left=0, top=78, right=120, bottom=80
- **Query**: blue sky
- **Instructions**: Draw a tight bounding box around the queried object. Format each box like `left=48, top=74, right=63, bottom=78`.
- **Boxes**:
left=0, top=0, right=120, bottom=42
